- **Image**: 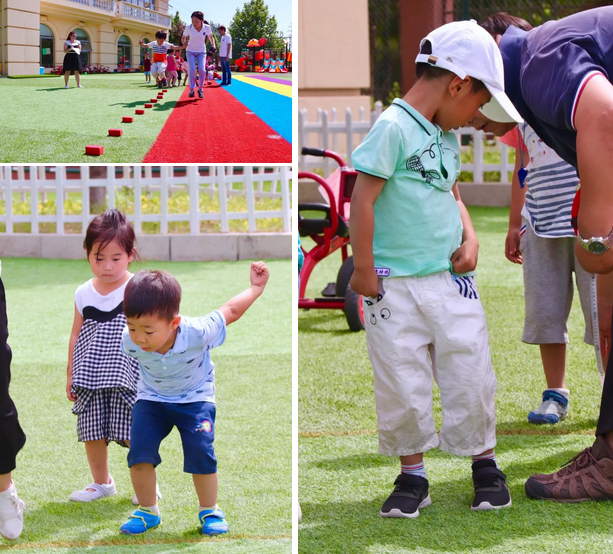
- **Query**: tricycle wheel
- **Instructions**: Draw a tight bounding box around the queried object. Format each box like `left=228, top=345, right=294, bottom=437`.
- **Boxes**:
left=336, top=256, right=354, bottom=297
left=344, top=284, right=364, bottom=332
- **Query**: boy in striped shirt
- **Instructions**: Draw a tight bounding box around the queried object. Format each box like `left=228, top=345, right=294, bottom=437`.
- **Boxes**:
left=139, top=31, right=183, bottom=88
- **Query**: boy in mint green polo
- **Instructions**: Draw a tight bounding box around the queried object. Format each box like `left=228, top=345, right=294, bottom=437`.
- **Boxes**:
left=349, top=20, right=523, bottom=518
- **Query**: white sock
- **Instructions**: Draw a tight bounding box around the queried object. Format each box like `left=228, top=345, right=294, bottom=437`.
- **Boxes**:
left=548, top=388, right=569, bottom=398
left=141, top=504, right=159, bottom=514
left=199, top=504, right=217, bottom=512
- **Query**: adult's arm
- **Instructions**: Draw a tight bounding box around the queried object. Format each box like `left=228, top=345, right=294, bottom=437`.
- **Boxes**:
left=574, top=74, right=613, bottom=273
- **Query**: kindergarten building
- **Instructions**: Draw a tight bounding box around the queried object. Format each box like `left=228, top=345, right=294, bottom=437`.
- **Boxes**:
left=0, top=0, right=171, bottom=75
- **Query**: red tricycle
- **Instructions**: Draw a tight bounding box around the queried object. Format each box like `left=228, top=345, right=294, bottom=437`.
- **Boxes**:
left=298, top=147, right=364, bottom=331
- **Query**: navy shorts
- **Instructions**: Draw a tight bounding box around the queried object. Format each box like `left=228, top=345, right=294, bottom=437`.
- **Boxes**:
left=128, top=400, right=217, bottom=475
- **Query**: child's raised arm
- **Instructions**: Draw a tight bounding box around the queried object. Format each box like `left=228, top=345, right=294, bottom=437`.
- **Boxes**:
left=218, top=262, right=269, bottom=325
left=66, top=304, right=84, bottom=402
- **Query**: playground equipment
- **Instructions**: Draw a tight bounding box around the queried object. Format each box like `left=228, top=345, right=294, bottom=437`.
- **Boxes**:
left=299, top=147, right=363, bottom=331
left=257, top=52, right=271, bottom=72
left=269, top=58, right=288, bottom=73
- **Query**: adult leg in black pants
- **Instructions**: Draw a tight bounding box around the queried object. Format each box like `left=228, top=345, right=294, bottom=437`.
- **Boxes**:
left=0, top=276, right=26, bottom=540
left=526, top=307, right=613, bottom=501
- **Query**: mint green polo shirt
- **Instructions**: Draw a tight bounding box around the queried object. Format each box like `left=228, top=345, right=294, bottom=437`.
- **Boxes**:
left=351, top=99, right=463, bottom=278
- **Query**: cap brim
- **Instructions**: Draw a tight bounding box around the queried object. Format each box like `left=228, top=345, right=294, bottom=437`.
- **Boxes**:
left=481, top=86, right=523, bottom=124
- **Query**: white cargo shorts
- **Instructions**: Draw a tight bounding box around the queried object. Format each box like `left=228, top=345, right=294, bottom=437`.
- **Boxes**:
left=363, top=272, right=497, bottom=457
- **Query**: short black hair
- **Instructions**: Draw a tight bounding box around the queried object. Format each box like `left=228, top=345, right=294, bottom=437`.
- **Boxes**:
left=481, top=12, right=533, bottom=36
left=83, top=209, right=138, bottom=259
left=155, top=30, right=167, bottom=40
left=415, top=40, right=486, bottom=95
left=218, top=25, right=226, bottom=32
left=124, top=270, right=181, bottom=322
left=191, top=11, right=204, bottom=20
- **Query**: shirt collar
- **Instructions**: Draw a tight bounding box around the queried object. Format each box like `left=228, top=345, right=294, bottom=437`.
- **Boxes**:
left=391, top=98, right=441, bottom=137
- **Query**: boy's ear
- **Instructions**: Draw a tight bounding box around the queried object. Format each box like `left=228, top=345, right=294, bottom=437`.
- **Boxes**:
left=449, top=75, right=472, bottom=98
left=171, top=315, right=181, bottom=329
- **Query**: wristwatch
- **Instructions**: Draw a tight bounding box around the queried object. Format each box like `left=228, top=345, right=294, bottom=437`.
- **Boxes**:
left=576, top=227, right=613, bottom=254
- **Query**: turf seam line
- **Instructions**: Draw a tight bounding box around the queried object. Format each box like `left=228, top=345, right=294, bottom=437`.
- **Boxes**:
left=299, top=428, right=596, bottom=438
left=0, top=535, right=292, bottom=550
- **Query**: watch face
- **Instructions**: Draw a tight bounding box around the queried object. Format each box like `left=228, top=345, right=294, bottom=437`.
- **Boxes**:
left=588, top=240, right=608, bottom=254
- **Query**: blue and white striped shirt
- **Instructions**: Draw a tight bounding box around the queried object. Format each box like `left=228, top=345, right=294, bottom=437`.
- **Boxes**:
left=520, top=123, right=579, bottom=238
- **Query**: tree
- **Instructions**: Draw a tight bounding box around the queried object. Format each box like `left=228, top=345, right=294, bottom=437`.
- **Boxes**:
left=228, top=0, right=283, bottom=59
left=168, top=11, right=185, bottom=46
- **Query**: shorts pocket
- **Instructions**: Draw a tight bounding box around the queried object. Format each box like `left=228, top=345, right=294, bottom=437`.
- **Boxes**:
left=450, top=274, right=480, bottom=300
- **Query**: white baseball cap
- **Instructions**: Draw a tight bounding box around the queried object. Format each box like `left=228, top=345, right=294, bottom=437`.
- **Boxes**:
left=415, top=20, right=523, bottom=124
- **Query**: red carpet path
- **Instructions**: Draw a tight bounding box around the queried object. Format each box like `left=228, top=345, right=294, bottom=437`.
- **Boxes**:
left=143, top=83, right=291, bottom=162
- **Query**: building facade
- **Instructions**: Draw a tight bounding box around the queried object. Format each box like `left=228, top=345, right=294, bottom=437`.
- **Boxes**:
left=1, top=0, right=171, bottom=75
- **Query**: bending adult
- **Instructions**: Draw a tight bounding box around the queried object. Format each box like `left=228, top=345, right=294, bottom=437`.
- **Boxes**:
left=63, top=31, right=83, bottom=89
left=474, top=7, right=613, bottom=502
left=182, top=11, right=215, bottom=99
left=0, top=267, right=26, bottom=540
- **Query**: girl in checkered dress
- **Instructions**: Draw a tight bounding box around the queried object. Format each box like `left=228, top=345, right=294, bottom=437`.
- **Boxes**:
left=66, top=210, right=141, bottom=502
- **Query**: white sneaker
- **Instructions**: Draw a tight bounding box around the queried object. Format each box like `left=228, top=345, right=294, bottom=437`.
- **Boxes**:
left=0, top=482, right=25, bottom=540
left=528, top=389, right=569, bottom=424
left=78, top=85, right=84, bottom=88
left=64, top=85, right=69, bottom=89
left=131, top=481, right=162, bottom=505
left=69, top=475, right=116, bottom=502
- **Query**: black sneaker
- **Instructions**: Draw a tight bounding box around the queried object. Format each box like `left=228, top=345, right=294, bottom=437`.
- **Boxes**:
left=189, top=90, right=195, bottom=98
left=198, top=88, right=203, bottom=98
left=471, top=460, right=512, bottom=510
left=380, top=474, right=431, bottom=518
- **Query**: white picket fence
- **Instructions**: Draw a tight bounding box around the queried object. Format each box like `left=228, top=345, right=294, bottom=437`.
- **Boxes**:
left=0, top=165, right=292, bottom=234
left=298, top=103, right=511, bottom=183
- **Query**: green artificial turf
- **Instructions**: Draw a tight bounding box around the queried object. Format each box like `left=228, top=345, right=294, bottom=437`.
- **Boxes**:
left=0, top=75, right=181, bottom=163
left=0, top=257, right=291, bottom=552
left=299, top=207, right=606, bottom=554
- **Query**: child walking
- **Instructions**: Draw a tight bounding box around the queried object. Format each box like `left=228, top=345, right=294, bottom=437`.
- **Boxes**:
left=119, top=262, right=269, bottom=535
left=165, top=49, right=178, bottom=87
left=349, top=20, right=522, bottom=517
left=67, top=210, right=141, bottom=502
left=143, top=51, right=151, bottom=83
left=139, top=31, right=183, bottom=88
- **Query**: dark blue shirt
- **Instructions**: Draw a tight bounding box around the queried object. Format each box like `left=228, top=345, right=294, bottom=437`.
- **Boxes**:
left=499, top=7, right=613, bottom=169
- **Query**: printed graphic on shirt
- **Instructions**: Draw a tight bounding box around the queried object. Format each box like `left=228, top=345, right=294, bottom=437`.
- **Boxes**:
left=405, top=142, right=454, bottom=187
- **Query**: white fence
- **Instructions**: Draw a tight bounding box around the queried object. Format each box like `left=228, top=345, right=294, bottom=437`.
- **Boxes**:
left=0, top=165, right=292, bottom=235
left=298, top=103, right=511, bottom=183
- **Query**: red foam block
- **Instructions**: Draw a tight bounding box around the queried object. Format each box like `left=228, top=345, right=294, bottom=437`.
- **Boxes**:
left=162, top=89, right=168, bottom=92
left=122, top=116, right=134, bottom=123
left=145, top=103, right=153, bottom=108
left=150, top=99, right=158, bottom=103
left=135, top=109, right=145, bottom=115
left=85, top=145, right=103, bottom=156
left=108, top=129, right=122, bottom=137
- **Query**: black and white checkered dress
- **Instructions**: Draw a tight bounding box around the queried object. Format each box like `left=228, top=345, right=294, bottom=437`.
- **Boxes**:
left=71, top=279, right=140, bottom=446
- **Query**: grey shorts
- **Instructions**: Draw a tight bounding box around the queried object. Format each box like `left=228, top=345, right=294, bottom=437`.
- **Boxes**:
left=520, top=221, right=592, bottom=345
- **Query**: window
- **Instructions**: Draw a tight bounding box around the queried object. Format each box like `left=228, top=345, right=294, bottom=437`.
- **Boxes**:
left=74, top=29, right=91, bottom=67
left=140, top=37, right=150, bottom=66
left=118, top=35, right=132, bottom=67
left=40, top=24, right=54, bottom=68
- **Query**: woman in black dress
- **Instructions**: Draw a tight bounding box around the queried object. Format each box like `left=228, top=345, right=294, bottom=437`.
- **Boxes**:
left=63, top=31, right=83, bottom=89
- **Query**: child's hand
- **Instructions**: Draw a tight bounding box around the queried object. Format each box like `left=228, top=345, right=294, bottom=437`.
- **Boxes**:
left=451, top=239, right=479, bottom=274
left=66, top=376, right=77, bottom=402
left=350, top=268, right=378, bottom=299
left=505, top=227, right=523, bottom=264
left=250, top=261, right=269, bottom=289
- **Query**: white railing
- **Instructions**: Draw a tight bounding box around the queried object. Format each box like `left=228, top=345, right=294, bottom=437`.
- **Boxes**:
left=0, top=166, right=291, bottom=235
left=67, top=0, right=116, bottom=11
left=118, top=1, right=171, bottom=27
left=299, top=103, right=511, bottom=184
